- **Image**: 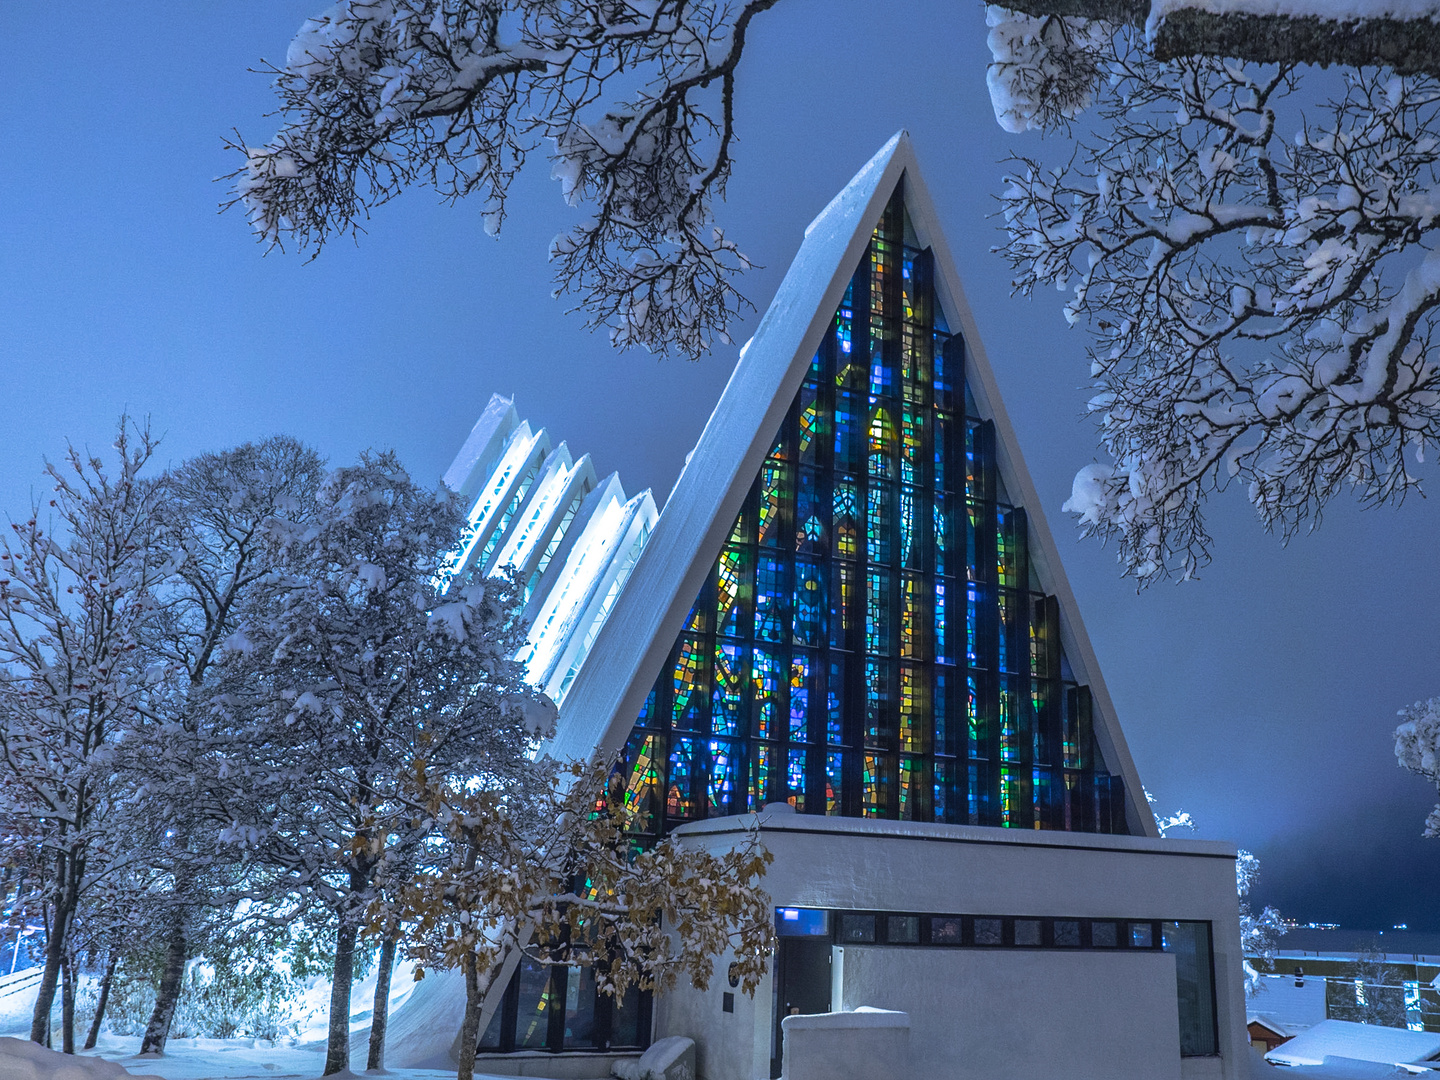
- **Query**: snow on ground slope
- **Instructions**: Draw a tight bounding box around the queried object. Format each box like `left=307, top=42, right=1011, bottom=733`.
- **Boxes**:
left=0, top=1038, right=162, bottom=1080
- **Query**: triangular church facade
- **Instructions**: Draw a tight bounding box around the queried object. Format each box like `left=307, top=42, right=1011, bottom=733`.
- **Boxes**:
left=433, top=134, right=1249, bottom=1080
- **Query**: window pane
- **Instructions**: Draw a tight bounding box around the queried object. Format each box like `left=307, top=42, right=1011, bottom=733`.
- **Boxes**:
left=1054, top=920, right=1081, bottom=947
left=1163, top=921, right=1217, bottom=1056
left=1091, top=921, right=1118, bottom=947
left=930, top=916, right=963, bottom=945
left=513, top=958, right=556, bottom=1049
left=1130, top=922, right=1154, bottom=949
left=609, top=984, right=644, bottom=1047
left=887, top=916, right=920, bottom=944
left=974, top=918, right=1002, bottom=946
left=840, top=914, right=877, bottom=944
left=1014, top=919, right=1042, bottom=946
left=563, top=966, right=598, bottom=1048
left=775, top=908, right=830, bottom=937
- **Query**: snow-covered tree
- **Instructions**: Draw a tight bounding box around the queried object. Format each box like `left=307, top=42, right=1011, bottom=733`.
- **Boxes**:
left=386, top=758, right=773, bottom=1080
left=1394, top=697, right=1440, bottom=836
left=131, top=436, right=325, bottom=1056
left=0, top=420, right=170, bottom=1049
left=193, top=450, right=548, bottom=1075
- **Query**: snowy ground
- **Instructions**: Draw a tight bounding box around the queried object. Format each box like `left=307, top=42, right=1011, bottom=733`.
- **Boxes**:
left=0, top=966, right=1418, bottom=1080
left=0, top=966, right=518, bottom=1080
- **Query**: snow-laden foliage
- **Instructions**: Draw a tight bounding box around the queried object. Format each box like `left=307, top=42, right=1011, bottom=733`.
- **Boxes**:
left=987, top=6, right=1112, bottom=134
left=231, top=0, right=778, bottom=359
left=1395, top=697, right=1440, bottom=836
left=992, top=27, right=1440, bottom=582
left=386, top=758, right=773, bottom=1080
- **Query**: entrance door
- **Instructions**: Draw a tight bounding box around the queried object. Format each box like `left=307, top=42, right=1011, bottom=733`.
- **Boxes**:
left=771, top=939, right=832, bottom=1078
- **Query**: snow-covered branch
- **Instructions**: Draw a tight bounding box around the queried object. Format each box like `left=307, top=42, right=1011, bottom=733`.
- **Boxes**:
left=230, top=0, right=778, bottom=359
left=993, top=33, right=1440, bottom=581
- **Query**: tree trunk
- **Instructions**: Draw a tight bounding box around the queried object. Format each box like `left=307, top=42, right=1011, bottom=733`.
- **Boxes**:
left=30, top=898, right=71, bottom=1045
left=140, top=914, right=187, bottom=1055
left=456, top=953, right=482, bottom=1080
left=366, top=936, right=397, bottom=1071
left=83, top=952, right=117, bottom=1050
left=60, top=952, right=74, bottom=1054
left=324, top=919, right=358, bottom=1076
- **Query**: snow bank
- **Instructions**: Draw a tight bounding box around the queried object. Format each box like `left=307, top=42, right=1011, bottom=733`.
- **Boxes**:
left=0, top=1038, right=162, bottom=1080
left=350, top=967, right=465, bottom=1070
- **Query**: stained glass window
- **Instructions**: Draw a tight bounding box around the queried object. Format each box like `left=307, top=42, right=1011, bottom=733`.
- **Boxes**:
left=619, top=182, right=1126, bottom=838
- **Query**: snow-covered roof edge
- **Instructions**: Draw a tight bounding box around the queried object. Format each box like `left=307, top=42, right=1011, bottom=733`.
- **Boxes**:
left=546, top=133, right=1154, bottom=838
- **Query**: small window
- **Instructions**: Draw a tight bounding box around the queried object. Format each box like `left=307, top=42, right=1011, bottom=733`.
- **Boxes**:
left=1091, top=921, right=1117, bottom=947
left=887, top=915, right=920, bottom=944
left=1129, top=922, right=1153, bottom=949
left=775, top=908, right=830, bottom=937
left=974, top=918, right=1003, bottom=946
left=1054, top=920, right=1081, bottom=947
left=930, top=916, right=964, bottom=945
left=840, top=914, right=877, bottom=944
left=1014, top=919, right=1042, bottom=946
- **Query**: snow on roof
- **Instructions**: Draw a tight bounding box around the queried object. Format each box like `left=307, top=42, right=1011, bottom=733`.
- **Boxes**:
left=1248, top=1012, right=1302, bottom=1038
left=1249, top=973, right=1329, bottom=1031
left=1267, top=1020, right=1440, bottom=1067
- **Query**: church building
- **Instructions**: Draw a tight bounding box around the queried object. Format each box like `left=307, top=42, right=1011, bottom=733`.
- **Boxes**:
left=436, top=133, right=1249, bottom=1080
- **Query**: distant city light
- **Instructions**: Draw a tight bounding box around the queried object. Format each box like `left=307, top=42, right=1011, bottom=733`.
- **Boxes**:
left=1395, top=923, right=1409, bottom=930
left=1281, top=919, right=1341, bottom=930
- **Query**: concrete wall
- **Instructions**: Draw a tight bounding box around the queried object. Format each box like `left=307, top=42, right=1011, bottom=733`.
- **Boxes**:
left=838, top=947, right=1179, bottom=1080
left=660, top=811, right=1248, bottom=1080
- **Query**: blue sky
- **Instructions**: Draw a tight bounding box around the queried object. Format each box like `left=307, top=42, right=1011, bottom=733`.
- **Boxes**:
left=2, top=1, right=1437, bottom=927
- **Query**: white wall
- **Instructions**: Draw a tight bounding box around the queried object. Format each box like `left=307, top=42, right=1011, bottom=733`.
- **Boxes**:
left=838, top=946, right=1179, bottom=1080
left=661, top=812, right=1248, bottom=1080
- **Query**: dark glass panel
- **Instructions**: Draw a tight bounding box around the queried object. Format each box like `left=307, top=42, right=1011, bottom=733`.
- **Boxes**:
left=1014, top=919, right=1042, bottom=946
left=749, top=742, right=776, bottom=809
left=793, top=559, right=824, bottom=646
left=840, top=914, right=877, bottom=944
left=707, top=738, right=740, bottom=815
left=563, top=967, right=598, bottom=1048
left=755, top=554, right=788, bottom=644
left=1163, top=922, right=1218, bottom=1056
left=1092, top=921, right=1118, bottom=947
left=862, top=752, right=893, bottom=817
left=1130, top=922, right=1154, bottom=948
left=796, top=469, right=828, bottom=556
left=513, top=958, right=557, bottom=1049
left=671, top=638, right=708, bottom=731
left=1054, top=921, right=1081, bottom=947
left=711, top=642, right=746, bottom=737
left=929, top=916, right=963, bottom=945
left=974, top=918, right=1002, bottom=946
left=716, top=546, right=752, bottom=639
left=798, top=383, right=824, bottom=467
left=826, top=657, right=845, bottom=744
left=887, top=915, right=920, bottom=944
left=752, top=647, right=783, bottom=740
left=666, top=737, right=698, bottom=820
left=866, top=484, right=893, bottom=565
left=609, top=985, right=645, bottom=1048
left=789, top=651, right=817, bottom=742
left=834, top=392, right=862, bottom=473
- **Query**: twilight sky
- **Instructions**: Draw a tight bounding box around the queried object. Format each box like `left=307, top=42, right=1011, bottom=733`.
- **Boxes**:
left=2, top=1, right=1437, bottom=929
